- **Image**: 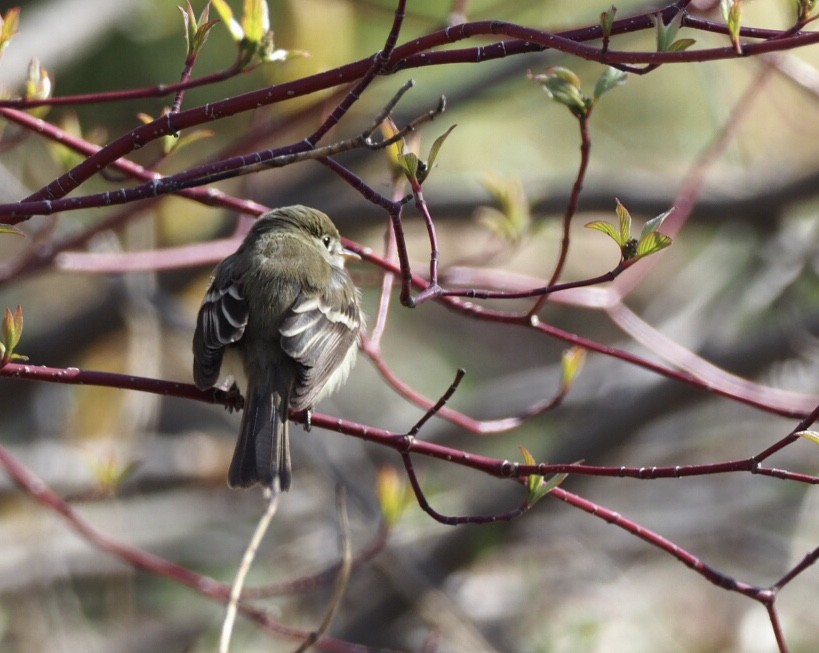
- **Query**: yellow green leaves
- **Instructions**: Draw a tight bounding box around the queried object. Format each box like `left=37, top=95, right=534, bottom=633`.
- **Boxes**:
left=0, top=224, right=24, bottom=238
left=529, top=66, right=589, bottom=118
left=475, top=175, right=531, bottom=244
left=25, top=58, right=52, bottom=117
left=796, top=430, right=819, bottom=445
left=653, top=11, right=695, bottom=53
left=561, top=347, right=586, bottom=393
left=793, top=0, right=818, bottom=22
left=377, top=466, right=411, bottom=526
left=721, top=0, right=743, bottom=54
left=0, top=7, right=20, bottom=61
left=529, top=66, right=627, bottom=119
left=519, top=446, right=567, bottom=508
left=585, top=199, right=673, bottom=264
left=593, top=66, right=628, bottom=102
left=600, top=6, right=616, bottom=42
left=211, top=0, right=305, bottom=65
left=137, top=110, right=214, bottom=156
left=179, top=1, right=219, bottom=61
left=1, top=305, right=27, bottom=364
left=384, top=116, right=456, bottom=187
left=87, top=453, right=140, bottom=497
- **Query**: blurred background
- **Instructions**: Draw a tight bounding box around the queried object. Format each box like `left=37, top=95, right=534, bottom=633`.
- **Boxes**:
left=0, top=0, right=818, bottom=651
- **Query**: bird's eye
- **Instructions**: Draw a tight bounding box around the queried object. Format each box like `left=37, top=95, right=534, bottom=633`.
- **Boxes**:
left=321, top=235, right=332, bottom=249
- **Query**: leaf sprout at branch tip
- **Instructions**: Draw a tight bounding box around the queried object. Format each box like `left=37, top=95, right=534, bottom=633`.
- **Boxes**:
left=1, top=305, right=28, bottom=364
left=0, top=7, right=20, bottom=60
left=585, top=199, right=673, bottom=265
left=211, top=0, right=307, bottom=65
left=519, top=446, right=568, bottom=507
left=528, top=65, right=627, bottom=119
left=382, top=115, right=456, bottom=186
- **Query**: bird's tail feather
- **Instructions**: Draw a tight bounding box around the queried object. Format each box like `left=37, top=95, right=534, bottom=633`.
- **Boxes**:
left=228, top=383, right=291, bottom=491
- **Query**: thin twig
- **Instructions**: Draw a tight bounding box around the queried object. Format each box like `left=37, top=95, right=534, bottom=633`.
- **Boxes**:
left=529, top=111, right=592, bottom=316
left=292, top=486, right=353, bottom=653
left=220, top=488, right=282, bottom=653
left=0, top=83, right=444, bottom=221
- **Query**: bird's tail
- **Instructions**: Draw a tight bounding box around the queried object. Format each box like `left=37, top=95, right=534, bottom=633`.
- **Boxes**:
left=228, top=382, right=291, bottom=491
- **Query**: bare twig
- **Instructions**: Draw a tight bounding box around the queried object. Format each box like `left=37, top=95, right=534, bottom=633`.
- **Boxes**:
left=292, top=486, right=353, bottom=653
left=220, top=488, right=282, bottom=653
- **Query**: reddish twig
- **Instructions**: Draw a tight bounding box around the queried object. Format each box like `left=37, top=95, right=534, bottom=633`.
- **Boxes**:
left=529, top=110, right=592, bottom=316
left=0, top=444, right=403, bottom=653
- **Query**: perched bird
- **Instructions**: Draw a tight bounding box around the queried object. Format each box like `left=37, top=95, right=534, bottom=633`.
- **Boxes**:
left=193, top=206, right=362, bottom=491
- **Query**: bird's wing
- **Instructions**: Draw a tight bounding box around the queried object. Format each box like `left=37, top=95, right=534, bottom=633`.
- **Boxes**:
left=192, top=256, right=249, bottom=389
left=279, top=284, right=359, bottom=410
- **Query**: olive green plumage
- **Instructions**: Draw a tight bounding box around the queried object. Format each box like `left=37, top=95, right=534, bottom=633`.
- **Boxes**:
left=193, top=206, right=362, bottom=491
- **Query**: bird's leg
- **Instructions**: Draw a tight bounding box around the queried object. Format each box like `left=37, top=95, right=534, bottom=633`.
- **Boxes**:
left=221, top=382, right=245, bottom=413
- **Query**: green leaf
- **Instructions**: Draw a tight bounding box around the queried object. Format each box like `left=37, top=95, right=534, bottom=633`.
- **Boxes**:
left=181, top=0, right=219, bottom=59
left=0, top=7, right=20, bottom=60
left=532, top=472, right=568, bottom=503
left=211, top=0, right=244, bottom=41
left=241, top=0, right=270, bottom=44
left=518, top=446, right=568, bottom=507
left=668, top=38, right=696, bottom=52
left=376, top=466, right=409, bottom=526
left=585, top=220, right=621, bottom=243
left=2, top=305, right=23, bottom=361
left=400, top=152, right=420, bottom=180
left=419, top=124, right=457, bottom=183
left=476, top=175, right=531, bottom=243
left=794, top=0, right=818, bottom=22
left=615, top=198, right=632, bottom=245
left=179, top=2, right=196, bottom=54
left=561, top=347, right=586, bottom=391
left=0, top=224, right=24, bottom=237
left=172, top=128, right=215, bottom=154
left=639, top=207, right=674, bottom=241
left=600, top=6, right=616, bottom=40
left=721, top=0, right=742, bottom=52
left=381, top=116, right=410, bottom=181
left=519, top=445, right=541, bottom=497
left=529, top=67, right=590, bottom=117
left=795, top=430, right=819, bottom=445
left=635, top=231, right=672, bottom=258
left=593, top=67, right=627, bottom=102
left=25, top=58, right=52, bottom=110
left=653, top=10, right=686, bottom=52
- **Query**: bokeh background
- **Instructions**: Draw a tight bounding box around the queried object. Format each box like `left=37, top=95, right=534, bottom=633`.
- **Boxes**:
left=0, top=1, right=818, bottom=651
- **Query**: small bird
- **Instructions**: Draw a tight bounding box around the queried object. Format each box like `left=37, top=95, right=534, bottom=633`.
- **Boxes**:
left=193, top=206, right=362, bottom=491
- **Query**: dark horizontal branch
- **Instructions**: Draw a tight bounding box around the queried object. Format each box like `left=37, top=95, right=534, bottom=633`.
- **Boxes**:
left=4, top=6, right=819, bottom=224
left=4, top=360, right=816, bottom=483
left=0, top=83, right=439, bottom=221
left=0, top=59, right=245, bottom=109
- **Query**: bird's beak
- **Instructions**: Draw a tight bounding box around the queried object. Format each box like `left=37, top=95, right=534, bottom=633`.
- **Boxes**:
left=341, top=247, right=361, bottom=261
